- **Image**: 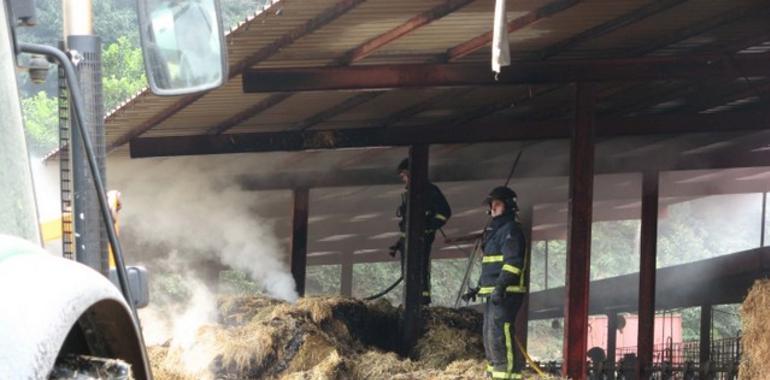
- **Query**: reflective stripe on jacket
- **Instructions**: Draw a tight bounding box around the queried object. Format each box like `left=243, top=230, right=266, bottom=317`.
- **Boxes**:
left=478, top=212, right=527, bottom=295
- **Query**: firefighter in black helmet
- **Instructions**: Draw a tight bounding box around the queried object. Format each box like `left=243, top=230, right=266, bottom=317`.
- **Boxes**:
left=390, top=158, right=451, bottom=305
left=463, top=186, right=527, bottom=379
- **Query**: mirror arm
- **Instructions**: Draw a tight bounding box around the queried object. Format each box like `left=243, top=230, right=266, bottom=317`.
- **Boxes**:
left=18, top=43, right=138, bottom=321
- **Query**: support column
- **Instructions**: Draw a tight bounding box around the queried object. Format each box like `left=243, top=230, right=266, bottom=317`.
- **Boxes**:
left=761, top=192, right=766, bottom=247
left=699, top=304, right=712, bottom=376
left=515, top=208, right=533, bottom=355
left=564, top=82, right=596, bottom=380
left=637, top=170, right=659, bottom=379
left=401, top=144, right=429, bottom=354
left=341, top=254, right=353, bottom=297
left=291, top=188, right=309, bottom=296
left=543, top=240, right=548, bottom=290
left=65, top=1, right=107, bottom=275
left=607, top=311, right=618, bottom=379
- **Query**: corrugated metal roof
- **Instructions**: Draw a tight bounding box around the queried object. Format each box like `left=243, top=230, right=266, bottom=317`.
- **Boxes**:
left=96, top=0, right=770, bottom=157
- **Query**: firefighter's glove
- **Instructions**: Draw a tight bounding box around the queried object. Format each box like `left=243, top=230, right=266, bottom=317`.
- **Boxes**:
left=461, top=287, right=479, bottom=303
left=490, top=285, right=506, bottom=305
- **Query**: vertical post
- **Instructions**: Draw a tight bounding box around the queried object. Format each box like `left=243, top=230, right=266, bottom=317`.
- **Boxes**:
left=543, top=240, right=548, bottom=290
left=341, top=255, right=353, bottom=297
left=291, top=188, right=310, bottom=296
left=563, top=82, right=596, bottom=380
left=761, top=192, right=766, bottom=247
left=64, top=0, right=107, bottom=275
left=637, top=170, right=659, bottom=379
left=607, top=311, right=618, bottom=379
left=401, top=144, right=429, bottom=354
left=699, top=304, right=712, bottom=375
left=516, top=208, right=533, bottom=355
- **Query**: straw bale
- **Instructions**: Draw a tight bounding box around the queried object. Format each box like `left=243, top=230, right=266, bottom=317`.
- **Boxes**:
left=412, top=307, right=484, bottom=368
left=739, top=279, right=770, bottom=379
left=149, top=295, right=509, bottom=380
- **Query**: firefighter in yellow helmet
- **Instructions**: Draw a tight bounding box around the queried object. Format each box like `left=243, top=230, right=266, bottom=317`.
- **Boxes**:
left=463, top=186, right=526, bottom=379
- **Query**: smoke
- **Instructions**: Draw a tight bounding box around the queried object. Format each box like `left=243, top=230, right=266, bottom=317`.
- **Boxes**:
left=111, top=155, right=297, bottom=301
left=109, top=155, right=297, bottom=348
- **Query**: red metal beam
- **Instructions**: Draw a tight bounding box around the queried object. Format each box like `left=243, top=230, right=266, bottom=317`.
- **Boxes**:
left=563, top=83, right=595, bottom=380
left=109, top=0, right=365, bottom=146
left=539, top=0, right=686, bottom=60
left=242, top=54, right=770, bottom=92
left=337, top=0, right=475, bottom=65
left=130, top=110, right=770, bottom=157
left=636, top=170, right=659, bottom=379
left=291, top=188, right=310, bottom=296
left=446, top=0, right=579, bottom=61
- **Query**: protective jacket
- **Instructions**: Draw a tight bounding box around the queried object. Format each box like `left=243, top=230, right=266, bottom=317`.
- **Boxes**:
left=478, top=211, right=527, bottom=296
left=397, top=182, right=451, bottom=234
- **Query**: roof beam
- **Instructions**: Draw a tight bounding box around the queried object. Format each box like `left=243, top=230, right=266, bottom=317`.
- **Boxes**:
left=206, top=93, right=293, bottom=135
left=446, top=0, right=580, bottom=61
left=294, top=92, right=385, bottom=130
left=129, top=110, right=770, bottom=157
left=214, top=0, right=470, bottom=135
left=629, top=3, right=769, bottom=56
left=242, top=54, right=770, bottom=92
left=539, top=0, right=687, bottom=60
left=108, top=0, right=365, bottom=148
left=336, top=0, right=476, bottom=65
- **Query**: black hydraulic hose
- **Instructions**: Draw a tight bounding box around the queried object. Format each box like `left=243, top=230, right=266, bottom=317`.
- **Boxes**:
left=363, top=276, right=403, bottom=301
left=19, top=43, right=137, bottom=321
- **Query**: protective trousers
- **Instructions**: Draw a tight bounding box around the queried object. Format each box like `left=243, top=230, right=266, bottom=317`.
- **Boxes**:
left=399, top=233, right=435, bottom=304
left=483, top=293, right=524, bottom=379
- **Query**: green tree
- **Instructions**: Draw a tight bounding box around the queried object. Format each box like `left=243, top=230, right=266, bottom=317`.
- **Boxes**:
left=102, top=36, right=147, bottom=112
left=21, top=91, right=58, bottom=157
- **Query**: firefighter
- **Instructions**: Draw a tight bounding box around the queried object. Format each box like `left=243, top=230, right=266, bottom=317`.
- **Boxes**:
left=389, top=158, right=451, bottom=305
left=463, top=186, right=527, bottom=379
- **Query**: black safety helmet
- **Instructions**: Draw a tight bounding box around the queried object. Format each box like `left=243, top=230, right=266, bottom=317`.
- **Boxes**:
left=397, top=158, right=409, bottom=173
left=485, top=186, right=519, bottom=211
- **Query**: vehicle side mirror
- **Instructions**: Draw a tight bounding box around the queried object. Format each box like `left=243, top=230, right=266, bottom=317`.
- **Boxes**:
left=110, top=266, right=149, bottom=308
left=136, top=0, right=228, bottom=95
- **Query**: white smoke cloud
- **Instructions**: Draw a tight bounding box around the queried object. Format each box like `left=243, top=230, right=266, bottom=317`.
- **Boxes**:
left=109, top=154, right=297, bottom=350
left=110, top=155, right=297, bottom=303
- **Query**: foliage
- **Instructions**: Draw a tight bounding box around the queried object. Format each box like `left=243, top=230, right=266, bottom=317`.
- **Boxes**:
left=219, top=269, right=262, bottom=295
left=102, top=36, right=147, bottom=112
left=21, top=91, right=58, bottom=156
left=306, top=264, right=341, bottom=296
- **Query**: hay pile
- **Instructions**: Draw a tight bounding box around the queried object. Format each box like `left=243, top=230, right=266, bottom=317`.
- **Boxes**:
left=147, top=295, right=498, bottom=379
left=740, top=279, right=770, bottom=379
